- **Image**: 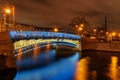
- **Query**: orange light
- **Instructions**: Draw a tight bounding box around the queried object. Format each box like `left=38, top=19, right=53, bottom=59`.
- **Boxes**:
left=93, top=29, right=97, bottom=32
left=78, top=27, right=83, bottom=31
left=106, top=32, right=109, bottom=35
left=112, top=32, right=116, bottom=36
left=5, top=8, right=11, bottom=14
left=118, top=33, right=120, bottom=37
left=54, top=28, right=58, bottom=32
left=80, top=24, right=84, bottom=27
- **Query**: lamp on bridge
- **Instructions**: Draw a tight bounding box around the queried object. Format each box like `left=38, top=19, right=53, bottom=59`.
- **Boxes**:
left=3, top=6, right=15, bottom=31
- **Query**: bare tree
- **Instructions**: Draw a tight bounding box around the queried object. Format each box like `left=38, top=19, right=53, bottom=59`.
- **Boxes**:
left=67, top=16, right=90, bottom=34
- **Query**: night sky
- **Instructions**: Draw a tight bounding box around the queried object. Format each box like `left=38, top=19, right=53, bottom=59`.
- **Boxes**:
left=0, top=0, right=120, bottom=28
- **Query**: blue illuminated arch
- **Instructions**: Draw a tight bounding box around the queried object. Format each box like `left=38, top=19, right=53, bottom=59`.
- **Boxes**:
left=9, top=31, right=81, bottom=40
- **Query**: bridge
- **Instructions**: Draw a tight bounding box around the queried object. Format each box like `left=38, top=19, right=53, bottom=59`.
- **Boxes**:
left=0, top=31, right=81, bottom=70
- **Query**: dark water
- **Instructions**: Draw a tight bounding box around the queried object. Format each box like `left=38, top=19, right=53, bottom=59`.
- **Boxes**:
left=14, top=49, right=79, bottom=80
left=75, top=50, right=120, bottom=80
left=1, top=48, right=120, bottom=80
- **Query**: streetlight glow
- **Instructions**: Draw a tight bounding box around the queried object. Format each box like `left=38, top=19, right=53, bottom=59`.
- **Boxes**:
left=78, top=27, right=83, bottom=31
left=5, top=8, right=11, bottom=14
left=118, top=33, right=120, bottom=37
left=112, top=32, right=116, bottom=36
left=93, top=29, right=97, bottom=33
left=54, top=28, right=58, bottom=32
left=106, top=32, right=109, bottom=35
left=80, top=24, right=84, bottom=27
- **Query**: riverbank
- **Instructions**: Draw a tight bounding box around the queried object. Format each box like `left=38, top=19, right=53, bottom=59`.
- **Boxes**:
left=81, top=38, right=120, bottom=52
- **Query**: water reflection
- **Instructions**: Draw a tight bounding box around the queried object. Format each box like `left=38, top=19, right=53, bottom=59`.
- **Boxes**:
left=33, top=44, right=39, bottom=58
left=46, top=43, right=51, bottom=64
left=79, top=51, right=120, bottom=80
left=17, top=48, right=23, bottom=61
left=14, top=53, right=79, bottom=80
left=16, top=49, right=56, bottom=70
left=108, top=56, right=120, bottom=80
left=14, top=50, right=120, bottom=80
left=75, top=57, right=90, bottom=80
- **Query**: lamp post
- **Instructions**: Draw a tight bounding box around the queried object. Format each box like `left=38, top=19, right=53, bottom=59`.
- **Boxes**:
left=3, top=6, right=15, bottom=31
left=80, top=24, right=84, bottom=27
left=93, top=29, right=97, bottom=33
left=76, top=24, right=84, bottom=35
left=54, top=27, right=58, bottom=32
left=4, top=8, right=11, bottom=31
left=78, top=27, right=83, bottom=36
left=12, top=6, right=15, bottom=30
left=78, top=24, right=84, bottom=36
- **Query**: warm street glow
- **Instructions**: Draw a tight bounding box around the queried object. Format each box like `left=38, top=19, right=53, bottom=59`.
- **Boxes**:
left=78, top=27, right=83, bottom=31
left=80, top=24, right=84, bottom=27
left=106, top=32, right=109, bottom=35
left=54, top=28, right=58, bottom=32
left=112, top=32, right=116, bottom=36
left=118, top=33, right=120, bottom=37
left=5, top=8, right=11, bottom=14
left=93, top=29, right=97, bottom=32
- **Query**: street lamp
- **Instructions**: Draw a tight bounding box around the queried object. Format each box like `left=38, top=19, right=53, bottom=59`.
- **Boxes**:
left=76, top=24, right=84, bottom=35
left=78, top=27, right=83, bottom=36
left=4, top=8, right=11, bottom=31
left=93, top=29, right=97, bottom=33
left=78, top=27, right=83, bottom=31
left=80, top=24, right=84, bottom=27
left=3, top=6, right=15, bottom=31
left=112, top=32, right=116, bottom=36
left=5, top=8, right=11, bottom=14
left=54, top=27, right=58, bottom=32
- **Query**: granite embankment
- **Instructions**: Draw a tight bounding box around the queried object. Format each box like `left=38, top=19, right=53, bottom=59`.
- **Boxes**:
left=81, top=38, right=120, bottom=52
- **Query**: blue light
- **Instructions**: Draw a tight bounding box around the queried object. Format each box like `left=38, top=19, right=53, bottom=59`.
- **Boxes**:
left=9, top=31, right=81, bottom=40
left=14, top=53, right=79, bottom=80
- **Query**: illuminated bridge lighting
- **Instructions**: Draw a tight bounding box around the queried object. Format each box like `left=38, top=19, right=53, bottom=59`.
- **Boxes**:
left=10, top=31, right=81, bottom=56
left=10, top=31, right=81, bottom=40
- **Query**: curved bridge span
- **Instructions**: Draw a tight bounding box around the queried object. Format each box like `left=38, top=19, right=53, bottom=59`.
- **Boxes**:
left=0, top=31, right=81, bottom=70
left=10, top=31, right=81, bottom=50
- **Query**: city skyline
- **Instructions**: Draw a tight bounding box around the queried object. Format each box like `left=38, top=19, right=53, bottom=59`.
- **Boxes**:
left=0, top=0, right=120, bottom=28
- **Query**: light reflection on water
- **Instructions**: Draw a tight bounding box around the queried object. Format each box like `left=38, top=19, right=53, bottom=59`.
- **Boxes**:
left=14, top=49, right=120, bottom=80
left=78, top=51, right=120, bottom=80
left=108, top=56, right=120, bottom=80
left=33, top=44, right=39, bottom=58
left=14, top=54, right=79, bottom=80
left=75, top=57, right=90, bottom=80
left=16, top=50, right=56, bottom=70
left=17, top=49, right=23, bottom=60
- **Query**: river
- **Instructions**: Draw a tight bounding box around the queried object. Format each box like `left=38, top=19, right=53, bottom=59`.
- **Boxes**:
left=75, top=50, right=120, bottom=80
left=1, top=48, right=120, bottom=80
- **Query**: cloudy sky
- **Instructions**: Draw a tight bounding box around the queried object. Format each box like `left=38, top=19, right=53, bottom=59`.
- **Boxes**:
left=0, top=0, right=120, bottom=28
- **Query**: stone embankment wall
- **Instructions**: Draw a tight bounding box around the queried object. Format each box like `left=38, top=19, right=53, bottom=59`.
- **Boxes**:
left=81, top=38, right=120, bottom=52
left=0, top=32, right=16, bottom=70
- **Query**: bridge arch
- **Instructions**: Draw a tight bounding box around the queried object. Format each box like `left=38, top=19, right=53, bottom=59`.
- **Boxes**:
left=9, top=31, right=81, bottom=50
left=0, top=31, right=81, bottom=69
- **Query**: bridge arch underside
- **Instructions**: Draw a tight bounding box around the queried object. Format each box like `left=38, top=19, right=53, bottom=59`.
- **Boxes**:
left=13, top=39, right=81, bottom=56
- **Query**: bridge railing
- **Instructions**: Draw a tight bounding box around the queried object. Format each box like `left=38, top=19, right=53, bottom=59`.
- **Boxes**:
left=9, top=31, right=80, bottom=40
left=13, top=39, right=80, bottom=50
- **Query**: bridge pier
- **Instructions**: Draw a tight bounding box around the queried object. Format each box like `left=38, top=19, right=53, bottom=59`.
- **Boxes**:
left=0, top=32, right=16, bottom=70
